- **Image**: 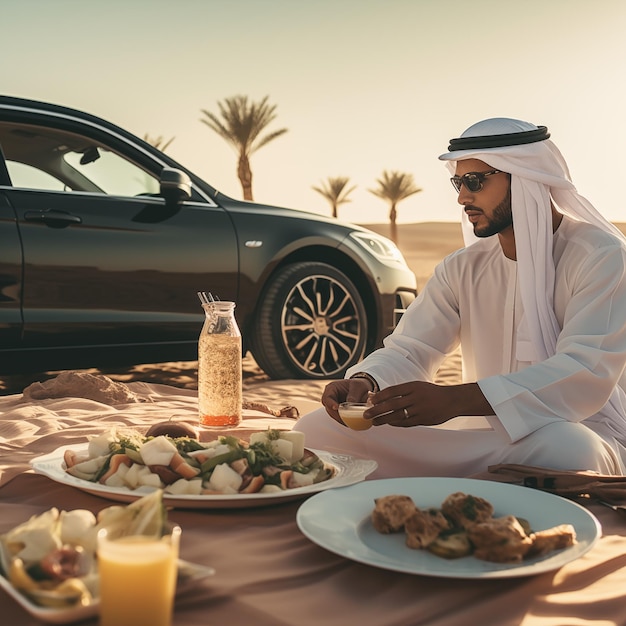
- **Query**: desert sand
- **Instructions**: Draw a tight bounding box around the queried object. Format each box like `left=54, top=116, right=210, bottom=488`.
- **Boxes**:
left=3, top=221, right=623, bottom=410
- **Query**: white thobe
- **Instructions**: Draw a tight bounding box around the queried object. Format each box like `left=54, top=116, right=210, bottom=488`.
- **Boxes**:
left=295, top=217, right=626, bottom=477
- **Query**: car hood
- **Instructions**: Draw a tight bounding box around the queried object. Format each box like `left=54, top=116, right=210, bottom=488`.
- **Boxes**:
left=213, top=190, right=373, bottom=236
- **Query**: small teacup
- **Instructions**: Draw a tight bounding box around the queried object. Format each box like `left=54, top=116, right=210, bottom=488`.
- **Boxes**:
left=338, top=402, right=373, bottom=431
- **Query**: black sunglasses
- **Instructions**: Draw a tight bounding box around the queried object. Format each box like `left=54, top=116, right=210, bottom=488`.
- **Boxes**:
left=450, top=169, right=505, bottom=193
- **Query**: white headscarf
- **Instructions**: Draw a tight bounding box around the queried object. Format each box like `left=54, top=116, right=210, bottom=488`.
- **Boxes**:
left=439, top=117, right=626, bottom=363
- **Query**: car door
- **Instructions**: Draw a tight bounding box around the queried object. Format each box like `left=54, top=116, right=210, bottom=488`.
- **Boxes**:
left=0, top=117, right=239, bottom=353
left=0, top=146, right=23, bottom=348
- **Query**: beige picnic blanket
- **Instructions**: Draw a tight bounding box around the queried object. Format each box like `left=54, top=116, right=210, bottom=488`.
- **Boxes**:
left=0, top=373, right=305, bottom=488
left=4, top=375, right=626, bottom=626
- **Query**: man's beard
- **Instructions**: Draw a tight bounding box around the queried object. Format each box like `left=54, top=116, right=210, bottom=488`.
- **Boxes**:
left=472, top=188, right=512, bottom=238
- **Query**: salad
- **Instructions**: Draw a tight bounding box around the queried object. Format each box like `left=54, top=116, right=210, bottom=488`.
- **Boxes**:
left=63, top=428, right=334, bottom=496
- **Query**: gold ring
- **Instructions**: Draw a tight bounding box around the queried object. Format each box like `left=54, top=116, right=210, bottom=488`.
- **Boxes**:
left=403, top=408, right=410, bottom=420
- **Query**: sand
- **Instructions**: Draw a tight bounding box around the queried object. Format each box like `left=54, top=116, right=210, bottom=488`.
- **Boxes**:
left=2, top=221, right=623, bottom=406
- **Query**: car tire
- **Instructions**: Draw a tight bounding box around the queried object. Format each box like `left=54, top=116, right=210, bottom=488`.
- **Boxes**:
left=250, top=262, right=368, bottom=379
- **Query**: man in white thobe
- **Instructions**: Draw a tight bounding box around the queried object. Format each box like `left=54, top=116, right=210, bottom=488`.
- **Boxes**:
left=294, top=118, right=626, bottom=478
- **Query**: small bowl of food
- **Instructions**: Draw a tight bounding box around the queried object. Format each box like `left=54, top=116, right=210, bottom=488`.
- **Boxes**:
left=338, top=402, right=373, bottom=431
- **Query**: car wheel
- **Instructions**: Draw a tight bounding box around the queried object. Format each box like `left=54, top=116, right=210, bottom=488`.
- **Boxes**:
left=250, top=262, right=368, bottom=379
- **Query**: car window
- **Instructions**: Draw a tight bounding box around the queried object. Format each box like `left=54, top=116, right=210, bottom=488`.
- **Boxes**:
left=0, top=121, right=160, bottom=196
left=7, top=161, right=68, bottom=190
left=63, top=148, right=160, bottom=196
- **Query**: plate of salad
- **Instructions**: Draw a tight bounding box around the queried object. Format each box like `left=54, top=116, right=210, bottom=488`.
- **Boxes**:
left=31, top=428, right=378, bottom=509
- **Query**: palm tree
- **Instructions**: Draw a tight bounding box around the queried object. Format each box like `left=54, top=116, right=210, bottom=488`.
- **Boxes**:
left=312, top=176, right=356, bottom=218
left=143, top=134, right=175, bottom=152
left=200, top=95, right=288, bottom=201
left=369, top=170, right=422, bottom=242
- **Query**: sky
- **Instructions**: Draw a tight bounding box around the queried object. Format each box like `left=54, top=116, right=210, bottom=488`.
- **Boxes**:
left=3, top=0, right=626, bottom=225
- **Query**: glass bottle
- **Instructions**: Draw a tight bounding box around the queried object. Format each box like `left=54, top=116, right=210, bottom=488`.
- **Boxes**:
left=197, top=301, right=242, bottom=427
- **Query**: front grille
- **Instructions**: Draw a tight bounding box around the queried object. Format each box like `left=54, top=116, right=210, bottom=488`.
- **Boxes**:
left=393, top=290, right=416, bottom=326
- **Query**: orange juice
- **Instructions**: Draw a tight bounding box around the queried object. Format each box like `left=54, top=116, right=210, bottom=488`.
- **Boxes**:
left=98, top=528, right=180, bottom=626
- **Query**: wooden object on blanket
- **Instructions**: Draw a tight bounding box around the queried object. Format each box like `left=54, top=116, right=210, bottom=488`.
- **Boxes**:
left=489, top=463, right=626, bottom=505
left=242, top=401, right=299, bottom=419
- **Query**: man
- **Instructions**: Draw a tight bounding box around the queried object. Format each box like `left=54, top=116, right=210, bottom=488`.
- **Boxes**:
left=294, top=118, right=626, bottom=478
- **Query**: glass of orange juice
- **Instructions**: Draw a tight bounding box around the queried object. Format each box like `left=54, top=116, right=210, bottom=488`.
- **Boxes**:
left=338, top=402, right=373, bottom=430
left=97, top=524, right=181, bottom=626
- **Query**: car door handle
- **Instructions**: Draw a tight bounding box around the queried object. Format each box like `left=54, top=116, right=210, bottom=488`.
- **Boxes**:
left=24, top=209, right=83, bottom=227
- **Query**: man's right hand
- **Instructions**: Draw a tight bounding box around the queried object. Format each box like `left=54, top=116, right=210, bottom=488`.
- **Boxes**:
left=321, top=378, right=374, bottom=424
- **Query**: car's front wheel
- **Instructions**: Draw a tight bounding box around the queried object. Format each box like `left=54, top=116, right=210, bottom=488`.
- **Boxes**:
left=250, top=262, right=368, bottom=379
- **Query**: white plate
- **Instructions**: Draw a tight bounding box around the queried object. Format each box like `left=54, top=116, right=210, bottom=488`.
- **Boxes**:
left=31, top=445, right=378, bottom=509
left=0, top=558, right=215, bottom=624
left=296, top=477, right=602, bottom=579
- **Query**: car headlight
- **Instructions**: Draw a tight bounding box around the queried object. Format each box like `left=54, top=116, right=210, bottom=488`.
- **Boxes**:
left=349, top=231, right=407, bottom=266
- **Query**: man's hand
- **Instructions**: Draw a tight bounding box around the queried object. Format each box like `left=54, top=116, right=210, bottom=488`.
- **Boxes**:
left=365, top=381, right=494, bottom=427
left=321, top=378, right=374, bottom=425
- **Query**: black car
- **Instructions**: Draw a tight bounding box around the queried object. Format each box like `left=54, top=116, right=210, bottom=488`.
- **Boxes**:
left=0, top=96, right=417, bottom=379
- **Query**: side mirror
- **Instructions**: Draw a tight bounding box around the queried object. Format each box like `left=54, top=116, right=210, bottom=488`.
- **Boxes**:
left=160, top=167, right=192, bottom=203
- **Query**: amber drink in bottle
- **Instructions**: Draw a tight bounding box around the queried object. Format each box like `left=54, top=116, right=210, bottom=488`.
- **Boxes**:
left=198, top=301, right=242, bottom=427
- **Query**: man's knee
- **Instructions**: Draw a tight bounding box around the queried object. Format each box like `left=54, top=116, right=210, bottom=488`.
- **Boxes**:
left=509, top=421, right=617, bottom=473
